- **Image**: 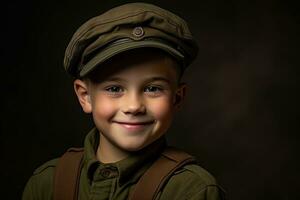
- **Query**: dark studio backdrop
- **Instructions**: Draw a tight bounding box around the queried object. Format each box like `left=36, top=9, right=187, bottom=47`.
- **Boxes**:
left=1, top=0, right=299, bottom=199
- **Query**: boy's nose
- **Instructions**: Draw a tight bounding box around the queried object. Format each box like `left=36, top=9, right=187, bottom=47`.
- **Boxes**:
left=122, top=93, right=146, bottom=115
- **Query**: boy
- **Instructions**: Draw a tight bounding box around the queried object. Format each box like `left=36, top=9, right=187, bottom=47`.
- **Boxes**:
left=23, top=2, right=225, bottom=200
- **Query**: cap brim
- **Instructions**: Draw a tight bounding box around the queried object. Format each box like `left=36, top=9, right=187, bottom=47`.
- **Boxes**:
left=79, top=40, right=184, bottom=77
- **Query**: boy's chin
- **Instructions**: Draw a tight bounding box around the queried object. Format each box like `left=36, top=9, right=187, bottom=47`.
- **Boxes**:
left=116, top=137, right=156, bottom=152
left=117, top=140, right=150, bottom=152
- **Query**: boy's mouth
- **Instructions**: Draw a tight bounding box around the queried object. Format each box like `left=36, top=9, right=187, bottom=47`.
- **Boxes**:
left=114, top=121, right=154, bottom=125
left=112, top=120, right=155, bottom=131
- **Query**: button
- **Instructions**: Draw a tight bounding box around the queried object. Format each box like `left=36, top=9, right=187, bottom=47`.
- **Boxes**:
left=100, top=169, right=111, bottom=178
left=132, top=26, right=144, bottom=38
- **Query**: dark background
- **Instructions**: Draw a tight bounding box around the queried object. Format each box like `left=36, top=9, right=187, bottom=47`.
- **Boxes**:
left=1, top=0, right=299, bottom=199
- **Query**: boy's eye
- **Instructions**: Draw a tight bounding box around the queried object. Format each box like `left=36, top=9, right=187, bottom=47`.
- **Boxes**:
left=105, top=86, right=123, bottom=93
left=144, top=86, right=162, bottom=93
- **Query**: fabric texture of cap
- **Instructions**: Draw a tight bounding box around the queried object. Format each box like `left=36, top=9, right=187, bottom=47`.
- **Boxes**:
left=63, top=2, right=199, bottom=78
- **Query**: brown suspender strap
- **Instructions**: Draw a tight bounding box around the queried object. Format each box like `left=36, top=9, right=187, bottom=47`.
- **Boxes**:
left=53, top=147, right=84, bottom=200
left=129, top=146, right=197, bottom=200
left=53, top=146, right=196, bottom=200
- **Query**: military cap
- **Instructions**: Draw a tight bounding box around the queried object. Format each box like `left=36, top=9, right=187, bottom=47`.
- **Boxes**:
left=64, top=2, right=198, bottom=78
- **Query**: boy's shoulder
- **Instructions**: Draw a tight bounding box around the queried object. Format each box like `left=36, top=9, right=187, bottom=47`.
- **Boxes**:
left=159, top=163, right=225, bottom=199
left=33, top=158, right=59, bottom=175
left=182, top=163, right=218, bottom=185
left=22, top=158, right=59, bottom=200
left=170, top=163, right=218, bottom=187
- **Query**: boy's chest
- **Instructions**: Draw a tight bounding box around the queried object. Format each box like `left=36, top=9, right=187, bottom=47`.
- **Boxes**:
left=78, top=164, right=134, bottom=200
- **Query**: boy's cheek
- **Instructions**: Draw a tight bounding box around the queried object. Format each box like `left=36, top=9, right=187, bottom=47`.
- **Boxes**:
left=92, top=97, right=117, bottom=118
left=149, top=99, right=174, bottom=120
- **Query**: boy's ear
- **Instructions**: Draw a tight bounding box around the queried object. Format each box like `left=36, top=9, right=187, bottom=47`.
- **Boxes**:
left=73, top=79, right=92, bottom=113
left=173, top=83, right=187, bottom=110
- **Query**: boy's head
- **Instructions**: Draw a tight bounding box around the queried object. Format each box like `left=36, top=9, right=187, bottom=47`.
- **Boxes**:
left=64, top=3, right=198, bottom=158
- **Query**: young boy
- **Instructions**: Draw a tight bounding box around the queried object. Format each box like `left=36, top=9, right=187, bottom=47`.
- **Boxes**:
left=23, top=2, right=225, bottom=200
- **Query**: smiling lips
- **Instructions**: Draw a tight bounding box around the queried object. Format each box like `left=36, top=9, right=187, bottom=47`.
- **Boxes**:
left=113, top=121, right=154, bottom=131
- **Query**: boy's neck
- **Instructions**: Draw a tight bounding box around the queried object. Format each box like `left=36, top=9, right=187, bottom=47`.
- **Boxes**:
left=97, top=133, right=130, bottom=163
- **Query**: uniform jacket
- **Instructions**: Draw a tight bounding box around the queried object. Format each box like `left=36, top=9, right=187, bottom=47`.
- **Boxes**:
left=22, top=128, right=226, bottom=200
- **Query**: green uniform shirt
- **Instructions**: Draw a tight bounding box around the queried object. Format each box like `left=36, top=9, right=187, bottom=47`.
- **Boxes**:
left=22, top=128, right=226, bottom=200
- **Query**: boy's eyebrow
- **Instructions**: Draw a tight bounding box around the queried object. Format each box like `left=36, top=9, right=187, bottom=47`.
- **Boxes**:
left=104, top=76, right=171, bottom=84
left=104, top=77, right=125, bottom=82
left=147, top=77, right=171, bottom=84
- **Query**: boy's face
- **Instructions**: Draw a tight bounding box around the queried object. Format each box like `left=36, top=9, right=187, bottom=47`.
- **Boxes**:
left=74, top=49, right=186, bottom=160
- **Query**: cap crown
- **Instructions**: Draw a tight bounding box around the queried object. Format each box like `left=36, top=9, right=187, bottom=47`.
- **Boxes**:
left=64, top=3, right=198, bottom=77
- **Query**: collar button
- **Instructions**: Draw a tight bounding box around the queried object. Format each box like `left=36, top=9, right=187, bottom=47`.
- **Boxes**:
left=100, top=169, right=111, bottom=178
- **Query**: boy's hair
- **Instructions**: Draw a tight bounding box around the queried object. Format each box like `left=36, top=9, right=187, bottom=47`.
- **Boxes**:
left=63, top=2, right=198, bottom=79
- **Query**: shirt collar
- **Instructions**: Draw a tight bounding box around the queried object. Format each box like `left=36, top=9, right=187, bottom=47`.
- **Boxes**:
left=82, top=127, right=166, bottom=186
